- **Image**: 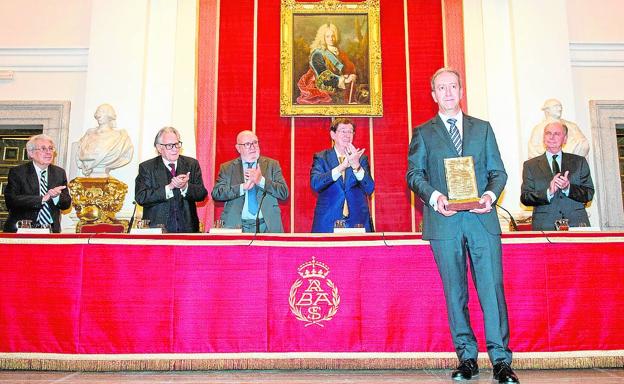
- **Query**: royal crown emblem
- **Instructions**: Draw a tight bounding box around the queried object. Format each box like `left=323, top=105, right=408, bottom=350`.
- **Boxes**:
left=289, top=256, right=340, bottom=327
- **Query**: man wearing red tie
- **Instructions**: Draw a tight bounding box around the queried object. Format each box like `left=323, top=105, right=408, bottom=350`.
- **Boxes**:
left=135, top=126, right=207, bottom=233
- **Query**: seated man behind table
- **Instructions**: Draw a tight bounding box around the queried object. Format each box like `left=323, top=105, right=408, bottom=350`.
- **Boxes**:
left=3, top=134, right=72, bottom=233
left=521, top=120, right=594, bottom=230
left=310, top=117, right=375, bottom=232
left=211, top=130, right=289, bottom=233
left=135, top=126, right=208, bottom=233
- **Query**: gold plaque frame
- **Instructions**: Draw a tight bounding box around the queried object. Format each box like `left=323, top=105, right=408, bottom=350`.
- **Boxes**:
left=280, top=0, right=382, bottom=116
left=444, top=156, right=485, bottom=211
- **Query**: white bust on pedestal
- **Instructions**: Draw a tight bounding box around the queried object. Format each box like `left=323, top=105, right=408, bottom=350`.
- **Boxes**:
left=69, top=104, right=135, bottom=232
left=76, top=103, right=134, bottom=177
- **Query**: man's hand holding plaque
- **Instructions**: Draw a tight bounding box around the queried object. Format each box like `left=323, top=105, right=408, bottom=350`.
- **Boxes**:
left=444, top=156, right=486, bottom=211
left=469, top=193, right=492, bottom=214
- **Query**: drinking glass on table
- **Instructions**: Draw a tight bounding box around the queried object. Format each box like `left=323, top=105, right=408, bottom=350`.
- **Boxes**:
left=16, top=220, right=32, bottom=229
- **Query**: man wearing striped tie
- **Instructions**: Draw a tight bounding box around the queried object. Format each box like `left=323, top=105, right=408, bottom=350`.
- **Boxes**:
left=406, top=68, right=519, bottom=383
left=4, top=134, right=71, bottom=233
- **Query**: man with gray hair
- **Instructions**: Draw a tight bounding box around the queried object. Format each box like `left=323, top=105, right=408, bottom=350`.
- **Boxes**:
left=4, top=134, right=71, bottom=232
left=135, top=127, right=207, bottom=233
left=522, top=120, right=594, bottom=230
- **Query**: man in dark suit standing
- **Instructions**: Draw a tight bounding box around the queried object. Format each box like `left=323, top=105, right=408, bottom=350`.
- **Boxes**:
left=311, top=118, right=374, bottom=232
left=4, top=134, right=71, bottom=233
left=406, top=68, right=518, bottom=383
left=211, top=130, right=289, bottom=233
left=521, top=121, right=594, bottom=230
left=135, top=127, right=208, bottom=233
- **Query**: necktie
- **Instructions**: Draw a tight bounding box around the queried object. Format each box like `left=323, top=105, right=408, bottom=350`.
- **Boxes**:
left=551, top=154, right=560, bottom=175
left=167, top=162, right=180, bottom=232
left=338, top=156, right=346, bottom=183
left=338, top=156, right=349, bottom=217
left=447, top=118, right=462, bottom=155
left=36, top=170, right=53, bottom=227
left=246, top=162, right=258, bottom=215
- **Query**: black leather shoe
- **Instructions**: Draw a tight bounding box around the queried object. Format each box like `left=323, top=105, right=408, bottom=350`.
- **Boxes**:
left=451, top=358, right=479, bottom=380
left=493, top=361, right=520, bottom=383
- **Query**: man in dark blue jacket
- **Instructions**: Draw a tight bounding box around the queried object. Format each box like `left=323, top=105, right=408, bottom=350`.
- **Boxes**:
left=310, top=118, right=374, bottom=232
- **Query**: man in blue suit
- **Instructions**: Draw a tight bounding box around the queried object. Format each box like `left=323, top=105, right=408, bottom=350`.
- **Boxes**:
left=311, top=118, right=374, bottom=232
left=406, top=68, right=519, bottom=383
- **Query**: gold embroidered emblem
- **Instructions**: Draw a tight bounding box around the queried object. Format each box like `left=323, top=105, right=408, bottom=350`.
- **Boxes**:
left=289, top=256, right=340, bottom=327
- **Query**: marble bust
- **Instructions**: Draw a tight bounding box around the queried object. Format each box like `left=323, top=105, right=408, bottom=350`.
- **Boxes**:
left=77, top=104, right=134, bottom=177
left=527, top=98, right=590, bottom=159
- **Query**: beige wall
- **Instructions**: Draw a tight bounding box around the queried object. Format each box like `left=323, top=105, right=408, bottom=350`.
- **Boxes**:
left=0, top=0, right=92, bottom=47
left=1, top=0, right=196, bottom=230
left=567, top=0, right=624, bottom=42
left=0, top=1, right=92, bottom=171
left=567, top=0, right=624, bottom=226
left=463, top=0, right=624, bottom=228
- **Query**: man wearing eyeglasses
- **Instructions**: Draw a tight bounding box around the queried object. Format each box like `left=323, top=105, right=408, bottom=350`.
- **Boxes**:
left=211, top=130, right=289, bottom=233
left=135, top=126, right=208, bottom=233
left=4, top=134, right=72, bottom=232
left=310, top=117, right=375, bottom=232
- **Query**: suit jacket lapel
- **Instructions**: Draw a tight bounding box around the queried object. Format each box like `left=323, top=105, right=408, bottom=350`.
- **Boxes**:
left=175, top=156, right=186, bottom=175
left=560, top=152, right=573, bottom=175
left=47, top=165, right=59, bottom=188
left=432, top=115, right=458, bottom=155
left=461, top=116, right=476, bottom=156
left=230, top=158, right=244, bottom=185
left=154, top=158, right=171, bottom=186
left=27, top=162, right=41, bottom=194
left=258, top=156, right=268, bottom=178
left=328, top=149, right=339, bottom=169
left=328, top=149, right=348, bottom=188
left=537, top=154, right=553, bottom=178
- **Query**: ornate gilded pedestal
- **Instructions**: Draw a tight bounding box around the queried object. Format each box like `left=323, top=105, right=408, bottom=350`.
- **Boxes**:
left=69, top=177, right=129, bottom=232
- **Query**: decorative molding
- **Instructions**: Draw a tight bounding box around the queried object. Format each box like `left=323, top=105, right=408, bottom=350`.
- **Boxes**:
left=0, top=70, right=14, bottom=80
left=589, top=100, right=624, bottom=230
left=569, top=42, right=624, bottom=67
left=0, top=101, right=71, bottom=168
left=0, top=48, right=88, bottom=72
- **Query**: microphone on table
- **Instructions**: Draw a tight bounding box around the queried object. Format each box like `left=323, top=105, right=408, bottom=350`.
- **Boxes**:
left=127, top=201, right=137, bottom=233
left=496, top=203, right=518, bottom=231
left=255, top=190, right=267, bottom=234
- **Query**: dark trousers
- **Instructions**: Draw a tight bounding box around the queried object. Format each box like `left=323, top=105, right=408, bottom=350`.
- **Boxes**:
left=429, top=213, right=512, bottom=364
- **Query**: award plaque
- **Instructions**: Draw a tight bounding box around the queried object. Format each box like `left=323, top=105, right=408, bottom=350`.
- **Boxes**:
left=443, top=156, right=485, bottom=211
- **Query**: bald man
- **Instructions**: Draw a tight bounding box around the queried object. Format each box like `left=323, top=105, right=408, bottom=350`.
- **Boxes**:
left=211, top=130, right=289, bottom=233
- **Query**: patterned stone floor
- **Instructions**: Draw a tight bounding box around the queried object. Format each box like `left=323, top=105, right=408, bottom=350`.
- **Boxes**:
left=1, top=369, right=624, bottom=383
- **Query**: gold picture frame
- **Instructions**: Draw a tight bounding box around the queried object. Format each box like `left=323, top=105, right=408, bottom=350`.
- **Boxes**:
left=280, top=0, right=382, bottom=117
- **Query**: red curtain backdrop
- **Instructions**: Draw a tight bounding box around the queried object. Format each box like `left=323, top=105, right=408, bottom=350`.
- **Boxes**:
left=197, top=0, right=463, bottom=232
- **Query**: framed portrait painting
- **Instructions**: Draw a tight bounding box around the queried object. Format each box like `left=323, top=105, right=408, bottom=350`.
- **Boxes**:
left=280, top=0, right=383, bottom=117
